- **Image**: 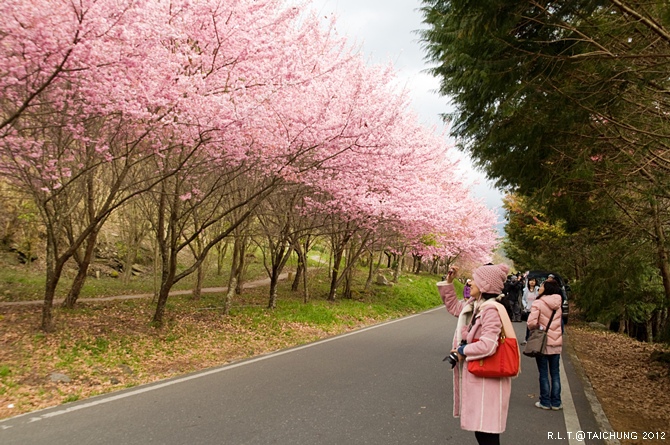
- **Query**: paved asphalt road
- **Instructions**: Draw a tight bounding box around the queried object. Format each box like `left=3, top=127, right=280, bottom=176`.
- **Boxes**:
left=1, top=307, right=606, bottom=445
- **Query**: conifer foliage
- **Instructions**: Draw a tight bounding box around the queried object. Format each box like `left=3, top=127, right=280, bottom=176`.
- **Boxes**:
left=420, top=0, right=670, bottom=341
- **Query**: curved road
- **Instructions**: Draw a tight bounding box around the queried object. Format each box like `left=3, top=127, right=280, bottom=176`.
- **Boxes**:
left=1, top=307, right=605, bottom=445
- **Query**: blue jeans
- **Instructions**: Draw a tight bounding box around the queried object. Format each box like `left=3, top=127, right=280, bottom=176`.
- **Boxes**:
left=535, top=354, right=561, bottom=408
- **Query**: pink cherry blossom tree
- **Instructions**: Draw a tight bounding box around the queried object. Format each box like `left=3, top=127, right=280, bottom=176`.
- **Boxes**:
left=0, top=0, right=204, bottom=330
left=1, top=0, right=501, bottom=331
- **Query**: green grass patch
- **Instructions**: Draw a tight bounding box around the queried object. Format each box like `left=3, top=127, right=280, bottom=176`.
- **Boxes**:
left=62, top=394, right=79, bottom=403
left=253, top=272, right=443, bottom=329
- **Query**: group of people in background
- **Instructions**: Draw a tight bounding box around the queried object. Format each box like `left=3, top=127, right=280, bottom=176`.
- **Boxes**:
left=463, top=271, right=544, bottom=325
left=439, top=265, right=564, bottom=445
left=500, top=272, right=538, bottom=323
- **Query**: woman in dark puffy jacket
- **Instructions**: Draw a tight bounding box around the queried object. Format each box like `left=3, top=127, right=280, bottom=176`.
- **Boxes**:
left=527, top=279, right=563, bottom=410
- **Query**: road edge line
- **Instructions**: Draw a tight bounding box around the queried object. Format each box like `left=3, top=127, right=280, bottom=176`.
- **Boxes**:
left=0, top=308, right=442, bottom=425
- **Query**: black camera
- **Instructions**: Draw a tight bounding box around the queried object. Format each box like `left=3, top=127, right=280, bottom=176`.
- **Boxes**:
left=444, top=340, right=466, bottom=368
left=445, top=351, right=459, bottom=368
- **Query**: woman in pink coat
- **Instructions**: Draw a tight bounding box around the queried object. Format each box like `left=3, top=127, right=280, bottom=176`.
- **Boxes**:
left=527, top=279, right=563, bottom=410
left=437, top=263, right=515, bottom=445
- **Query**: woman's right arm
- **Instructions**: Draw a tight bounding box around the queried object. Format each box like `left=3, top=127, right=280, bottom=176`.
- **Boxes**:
left=437, top=282, right=465, bottom=317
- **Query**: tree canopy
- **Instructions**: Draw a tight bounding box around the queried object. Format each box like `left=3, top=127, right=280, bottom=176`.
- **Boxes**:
left=421, top=0, right=670, bottom=341
left=0, top=0, right=499, bottom=331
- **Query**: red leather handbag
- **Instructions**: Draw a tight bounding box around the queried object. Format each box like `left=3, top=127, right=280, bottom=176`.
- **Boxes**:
left=466, top=302, right=521, bottom=378
left=467, top=332, right=520, bottom=378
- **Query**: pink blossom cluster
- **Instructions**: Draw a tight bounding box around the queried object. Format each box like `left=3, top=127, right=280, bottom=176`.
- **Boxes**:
left=0, top=0, right=498, bottom=264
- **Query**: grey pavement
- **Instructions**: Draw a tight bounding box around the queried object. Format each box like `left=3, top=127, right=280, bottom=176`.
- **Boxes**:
left=0, top=306, right=609, bottom=445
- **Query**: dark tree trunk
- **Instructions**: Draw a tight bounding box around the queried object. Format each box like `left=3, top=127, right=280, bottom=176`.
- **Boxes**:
left=41, top=233, right=67, bottom=332
left=292, top=262, right=303, bottom=291
left=63, top=229, right=99, bottom=309
left=151, top=244, right=178, bottom=327
left=41, top=274, right=60, bottom=332
left=328, top=247, right=344, bottom=301
left=192, top=262, right=205, bottom=301
left=413, top=254, right=422, bottom=274
left=268, top=273, right=279, bottom=309
left=152, top=277, right=175, bottom=327
left=653, top=202, right=670, bottom=311
left=42, top=262, right=66, bottom=332
left=223, top=277, right=237, bottom=316
left=64, top=264, right=88, bottom=309
left=343, top=267, right=353, bottom=299
left=296, top=238, right=312, bottom=304
left=392, top=251, right=404, bottom=283
left=290, top=240, right=309, bottom=302
left=151, top=187, right=176, bottom=328
left=222, top=237, right=242, bottom=315
left=235, top=237, right=249, bottom=295
left=302, top=264, right=310, bottom=304
left=365, top=251, right=375, bottom=290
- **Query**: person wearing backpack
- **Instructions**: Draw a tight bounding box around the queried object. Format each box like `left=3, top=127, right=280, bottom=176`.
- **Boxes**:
left=527, top=279, right=563, bottom=410
left=437, top=263, right=513, bottom=445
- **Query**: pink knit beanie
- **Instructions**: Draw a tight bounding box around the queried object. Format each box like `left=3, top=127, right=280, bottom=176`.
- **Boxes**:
left=472, top=263, right=509, bottom=294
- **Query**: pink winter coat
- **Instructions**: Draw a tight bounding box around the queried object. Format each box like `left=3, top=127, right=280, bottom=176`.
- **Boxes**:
left=438, top=282, right=512, bottom=434
left=527, top=293, right=563, bottom=355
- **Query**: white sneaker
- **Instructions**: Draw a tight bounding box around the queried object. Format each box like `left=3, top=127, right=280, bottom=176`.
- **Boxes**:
left=535, top=401, right=551, bottom=410
left=552, top=405, right=563, bottom=411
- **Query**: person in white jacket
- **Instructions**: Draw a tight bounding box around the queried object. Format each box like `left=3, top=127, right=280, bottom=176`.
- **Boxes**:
left=522, top=277, right=540, bottom=312
left=521, top=278, right=540, bottom=343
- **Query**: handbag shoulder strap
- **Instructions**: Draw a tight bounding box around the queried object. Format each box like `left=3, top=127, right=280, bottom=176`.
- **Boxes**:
left=481, top=300, right=517, bottom=340
left=491, top=300, right=521, bottom=377
left=544, top=309, right=557, bottom=330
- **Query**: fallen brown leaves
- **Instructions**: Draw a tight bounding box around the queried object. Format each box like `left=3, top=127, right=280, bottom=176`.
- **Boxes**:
left=568, top=324, right=670, bottom=445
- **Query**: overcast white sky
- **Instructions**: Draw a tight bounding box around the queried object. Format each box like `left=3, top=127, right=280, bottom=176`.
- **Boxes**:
left=304, top=0, right=506, bottom=231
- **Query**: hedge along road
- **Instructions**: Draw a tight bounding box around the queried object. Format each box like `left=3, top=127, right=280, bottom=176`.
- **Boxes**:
left=0, top=306, right=606, bottom=445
